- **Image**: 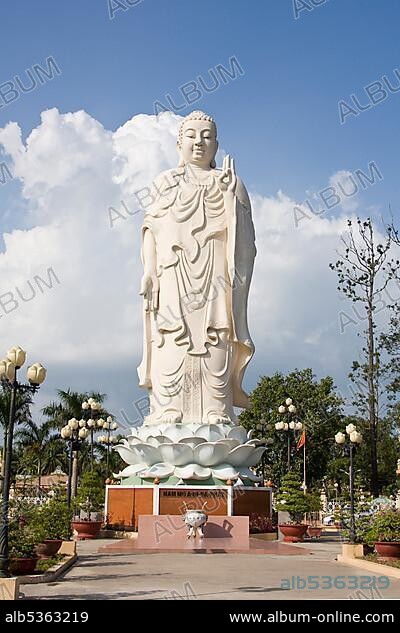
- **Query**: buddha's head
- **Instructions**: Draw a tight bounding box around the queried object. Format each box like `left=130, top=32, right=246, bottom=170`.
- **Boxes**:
left=177, top=111, right=218, bottom=169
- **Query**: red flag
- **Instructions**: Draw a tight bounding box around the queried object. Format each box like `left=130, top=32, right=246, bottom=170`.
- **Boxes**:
left=296, top=430, right=306, bottom=450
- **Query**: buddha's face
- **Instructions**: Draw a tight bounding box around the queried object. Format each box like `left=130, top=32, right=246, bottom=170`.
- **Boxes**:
left=179, top=120, right=218, bottom=168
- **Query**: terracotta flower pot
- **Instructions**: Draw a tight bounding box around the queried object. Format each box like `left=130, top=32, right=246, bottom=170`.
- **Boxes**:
left=375, top=542, right=400, bottom=559
left=307, top=526, right=322, bottom=539
left=9, top=557, right=38, bottom=575
left=71, top=520, right=102, bottom=540
left=35, top=539, right=62, bottom=559
left=278, top=524, right=308, bottom=542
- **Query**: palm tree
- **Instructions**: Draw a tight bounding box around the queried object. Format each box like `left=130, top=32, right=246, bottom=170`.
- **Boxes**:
left=42, top=389, right=107, bottom=431
left=42, top=389, right=111, bottom=487
left=96, top=440, right=124, bottom=479
left=15, top=419, right=61, bottom=491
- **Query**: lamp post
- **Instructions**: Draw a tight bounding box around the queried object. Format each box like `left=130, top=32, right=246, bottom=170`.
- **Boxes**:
left=0, top=346, right=46, bottom=578
left=275, top=398, right=303, bottom=472
left=81, top=398, right=102, bottom=471
left=61, top=419, right=89, bottom=508
left=255, top=418, right=273, bottom=483
left=98, top=417, right=119, bottom=475
left=334, top=482, right=339, bottom=505
left=335, top=424, right=363, bottom=544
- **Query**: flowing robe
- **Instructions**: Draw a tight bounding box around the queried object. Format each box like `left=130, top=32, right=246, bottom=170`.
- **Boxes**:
left=138, top=166, right=256, bottom=424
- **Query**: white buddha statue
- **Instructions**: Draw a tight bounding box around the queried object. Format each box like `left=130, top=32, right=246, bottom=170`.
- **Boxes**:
left=138, top=111, right=256, bottom=426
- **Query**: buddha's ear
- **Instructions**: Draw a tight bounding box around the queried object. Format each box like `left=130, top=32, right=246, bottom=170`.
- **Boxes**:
left=177, top=142, right=185, bottom=167
left=210, top=140, right=218, bottom=168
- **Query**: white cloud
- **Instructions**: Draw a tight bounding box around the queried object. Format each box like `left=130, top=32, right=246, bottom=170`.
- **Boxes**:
left=0, top=108, right=385, bottom=416
left=328, top=169, right=360, bottom=212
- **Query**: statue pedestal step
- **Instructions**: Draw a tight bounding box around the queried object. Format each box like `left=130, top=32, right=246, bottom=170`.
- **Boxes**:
left=136, top=514, right=249, bottom=549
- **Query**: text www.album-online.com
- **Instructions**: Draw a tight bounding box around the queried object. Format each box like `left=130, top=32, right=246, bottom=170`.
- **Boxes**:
left=229, top=612, right=395, bottom=623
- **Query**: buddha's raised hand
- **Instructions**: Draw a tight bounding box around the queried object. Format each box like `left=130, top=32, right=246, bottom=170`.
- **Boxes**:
left=217, top=154, right=237, bottom=193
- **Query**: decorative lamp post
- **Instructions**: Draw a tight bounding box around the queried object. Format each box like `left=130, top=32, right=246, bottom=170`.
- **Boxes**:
left=255, top=418, right=273, bottom=482
left=275, top=398, right=302, bottom=472
left=61, top=419, right=89, bottom=508
left=81, top=398, right=102, bottom=471
left=334, top=481, right=339, bottom=505
left=99, top=417, right=119, bottom=475
left=0, top=346, right=46, bottom=577
left=335, top=425, right=363, bottom=544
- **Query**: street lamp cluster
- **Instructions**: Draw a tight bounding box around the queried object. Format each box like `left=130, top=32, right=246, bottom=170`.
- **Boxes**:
left=60, top=398, right=119, bottom=507
left=275, top=398, right=303, bottom=471
left=0, top=346, right=46, bottom=578
left=335, top=422, right=363, bottom=544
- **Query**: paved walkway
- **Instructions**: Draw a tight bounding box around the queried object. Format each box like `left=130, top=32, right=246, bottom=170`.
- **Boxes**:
left=21, top=536, right=400, bottom=600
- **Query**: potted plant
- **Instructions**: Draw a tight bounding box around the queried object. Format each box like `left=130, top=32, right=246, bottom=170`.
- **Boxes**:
left=31, top=496, right=73, bottom=557
left=72, top=471, right=105, bottom=539
left=249, top=513, right=277, bottom=534
left=8, top=522, right=38, bottom=575
left=370, top=510, right=400, bottom=559
left=275, top=472, right=311, bottom=542
left=306, top=492, right=323, bottom=538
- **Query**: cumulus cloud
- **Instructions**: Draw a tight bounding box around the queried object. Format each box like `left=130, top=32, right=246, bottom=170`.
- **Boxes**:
left=0, top=108, right=383, bottom=417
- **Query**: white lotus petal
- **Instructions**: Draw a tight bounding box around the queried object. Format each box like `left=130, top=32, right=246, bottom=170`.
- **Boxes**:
left=184, top=423, right=202, bottom=434
left=126, top=436, right=142, bottom=446
left=146, top=436, right=161, bottom=448
left=238, top=467, right=263, bottom=482
left=227, top=444, right=257, bottom=466
left=159, top=443, right=193, bottom=465
left=193, top=442, right=230, bottom=466
left=114, top=463, right=147, bottom=478
left=245, top=446, right=266, bottom=467
left=195, top=424, right=225, bottom=442
left=215, top=438, right=240, bottom=450
left=211, top=464, right=240, bottom=480
left=179, top=437, right=205, bottom=448
left=137, top=426, right=163, bottom=441
left=174, top=464, right=211, bottom=480
left=114, top=445, right=144, bottom=466
left=164, top=424, right=194, bottom=443
left=151, top=435, right=172, bottom=445
left=227, top=426, right=248, bottom=444
left=220, top=423, right=235, bottom=435
left=141, top=463, right=174, bottom=478
left=122, top=443, right=161, bottom=466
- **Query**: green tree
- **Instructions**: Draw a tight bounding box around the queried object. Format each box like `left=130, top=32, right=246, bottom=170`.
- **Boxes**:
left=42, top=388, right=110, bottom=480
left=42, top=389, right=106, bottom=431
left=240, top=369, right=343, bottom=487
left=275, top=472, right=311, bottom=523
left=74, top=470, right=105, bottom=516
left=15, top=419, right=64, bottom=490
left=330, top=217, right=398, bottom=495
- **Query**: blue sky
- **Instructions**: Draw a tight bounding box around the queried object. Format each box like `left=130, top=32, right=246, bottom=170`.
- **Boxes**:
left=1, top=0, right=400, bottom=423
left=1, top=0, right=399, bottom=204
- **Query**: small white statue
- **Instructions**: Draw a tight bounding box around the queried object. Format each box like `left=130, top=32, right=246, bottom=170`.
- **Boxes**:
left=183, top=502, right=208, bottom=539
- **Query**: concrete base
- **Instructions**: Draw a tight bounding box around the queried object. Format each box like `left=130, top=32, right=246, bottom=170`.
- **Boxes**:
left=0, top=577, right=21, bottom=600
left=98, top=514, right=306, bottom=555
left=252, top=532, right=278, bottom=541
left=337, top=553, right=400, bottom=579
left=341, top=543, right=364, bottom=558
left=136, top=515, right=249, bottom=549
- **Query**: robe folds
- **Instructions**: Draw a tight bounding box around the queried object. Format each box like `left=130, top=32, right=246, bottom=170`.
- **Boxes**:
left=138, top=166, right=256, bottom=423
